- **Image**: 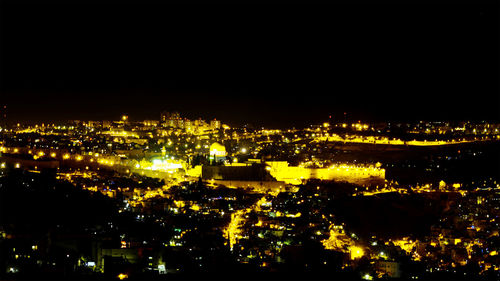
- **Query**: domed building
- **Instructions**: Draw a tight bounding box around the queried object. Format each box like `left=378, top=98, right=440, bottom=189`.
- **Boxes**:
left=209, top=142, right=226, bottom=162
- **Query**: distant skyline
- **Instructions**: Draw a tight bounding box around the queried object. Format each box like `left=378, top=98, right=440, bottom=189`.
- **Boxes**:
left=1, top=2, right=498, bottom=127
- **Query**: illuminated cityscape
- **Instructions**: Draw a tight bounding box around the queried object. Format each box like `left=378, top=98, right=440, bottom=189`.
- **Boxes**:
left=0, top=2, right=498, bottom=281
left=0, top=115, right=499, bottom=280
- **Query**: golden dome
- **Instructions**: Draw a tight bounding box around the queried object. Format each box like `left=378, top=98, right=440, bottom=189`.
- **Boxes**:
left=210, top=142, right=226, bottom=156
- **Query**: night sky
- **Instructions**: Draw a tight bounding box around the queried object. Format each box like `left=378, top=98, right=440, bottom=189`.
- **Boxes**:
left=0, top=2, right=498, bottom=127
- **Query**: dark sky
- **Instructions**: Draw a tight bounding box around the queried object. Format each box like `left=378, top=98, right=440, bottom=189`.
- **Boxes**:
left=0, top=1, right=498, bottom=127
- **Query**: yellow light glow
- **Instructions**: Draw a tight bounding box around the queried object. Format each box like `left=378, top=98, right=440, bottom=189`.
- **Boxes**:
left=117, top=273, right=128, bottom=280
left=224, top=209, right=246, bottom=250
left=392, top=238, right=417, bottom=255
left=349, top=246, right=364, bottom=260
left=174, top=200, right=185, bottom=208
left=362, top=273, right=373, bottom=280
left=63, top=154, right=70, bottom=160
left=286, top=212, right=301, bottom=218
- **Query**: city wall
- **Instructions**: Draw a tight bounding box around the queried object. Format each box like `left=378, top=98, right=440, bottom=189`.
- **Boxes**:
left=266, top=161, right=385, bottom=186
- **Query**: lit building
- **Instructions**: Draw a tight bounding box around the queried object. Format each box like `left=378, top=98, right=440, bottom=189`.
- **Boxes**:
left=177, top=118, right=185, bottom=129
left=184, top=119, right=193, bottom=130
left=102, top=120, right=112, bottom=128
left=161, top=111, right=180, bottom=127
left=375, top=260, right=401, bottom=278
left=210, top=119, right=221, bottom=130
left=209, top=142, right=226, bottom=162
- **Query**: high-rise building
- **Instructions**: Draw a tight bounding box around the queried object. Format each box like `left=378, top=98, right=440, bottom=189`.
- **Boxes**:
left=161, top=111, right=181, bottom=127
left=161, top=111, right=180, bottom=121
left=210, top=119, right=221, bottom=130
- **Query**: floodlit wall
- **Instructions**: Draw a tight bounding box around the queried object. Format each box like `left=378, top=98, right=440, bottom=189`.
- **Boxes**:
left=266, top=161, right=385, bottom=185
left=317, top=135, right=474, bottom=146
left=186, top=165, right=202, bottom=177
